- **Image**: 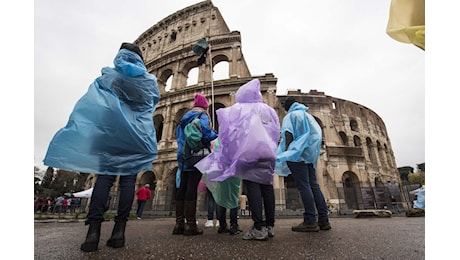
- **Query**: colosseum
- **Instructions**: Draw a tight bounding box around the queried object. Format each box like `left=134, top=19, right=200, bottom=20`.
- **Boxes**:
left=89, top=0, right=405, bottom=216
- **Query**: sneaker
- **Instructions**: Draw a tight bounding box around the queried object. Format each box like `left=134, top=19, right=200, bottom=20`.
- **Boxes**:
left=319, top=222, right=331, bottom=230
left=267, top=226, right=275, bottom=237
left=136, top=217, right=141, bottom=220
left=242, top=227, right=268, bottom=241
left=291, top=222, right=319, bottom=232
left=229, top=224, right=241, bottom=235
left=205, top=220, right=214, bottom=228
left=217, top=225, right=229, bottom=234
left=215, top=221, right=219, bottom=228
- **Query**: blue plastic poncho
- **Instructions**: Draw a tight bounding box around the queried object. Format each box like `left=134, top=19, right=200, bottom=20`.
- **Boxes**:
left=195, top=79, right=280, bottom=185
left=413, top=187, right=425, bottom=209
left=43, top=49, right=160, bottom=175
left=275, top=102, right=322, bottom=177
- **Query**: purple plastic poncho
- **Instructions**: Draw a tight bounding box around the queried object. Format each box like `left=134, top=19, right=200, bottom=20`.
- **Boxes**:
left=195, top=79, right=280, bottom=185
left=43, top=49, right=160, bottom=175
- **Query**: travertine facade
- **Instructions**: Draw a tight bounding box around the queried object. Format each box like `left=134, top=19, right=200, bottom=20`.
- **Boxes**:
left=92, top=1, right=402, bottom=215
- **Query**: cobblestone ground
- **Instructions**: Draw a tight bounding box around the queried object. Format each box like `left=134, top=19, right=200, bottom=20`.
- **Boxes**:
left=34, top=216, right=425, bottom=260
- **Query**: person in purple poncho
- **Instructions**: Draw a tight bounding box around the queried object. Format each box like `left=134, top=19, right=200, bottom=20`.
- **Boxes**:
left=195, top=79, right=280, bottom=241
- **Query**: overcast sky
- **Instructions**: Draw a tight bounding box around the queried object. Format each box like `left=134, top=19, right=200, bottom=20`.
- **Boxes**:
left=34, top=0, right=425, bottom=171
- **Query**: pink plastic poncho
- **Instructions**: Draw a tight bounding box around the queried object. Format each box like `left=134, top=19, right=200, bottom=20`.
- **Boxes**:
left=195, top=79, right=280, bottom=185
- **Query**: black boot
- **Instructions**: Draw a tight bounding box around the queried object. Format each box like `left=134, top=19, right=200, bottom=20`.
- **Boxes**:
left=183, top=200, right=203, bottom=236
left=172, top=200, right=185, bottom=235
left=106, top=220, right=127, bottom=248
left=80, top=221, right=101, bottom=252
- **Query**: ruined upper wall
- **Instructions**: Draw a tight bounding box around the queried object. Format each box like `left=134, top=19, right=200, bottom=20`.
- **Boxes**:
left=134, top=1, right=231, bottom=63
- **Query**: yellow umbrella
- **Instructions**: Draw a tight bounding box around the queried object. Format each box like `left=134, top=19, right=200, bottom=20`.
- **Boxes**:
left=386, top=0, right=425, bottom=50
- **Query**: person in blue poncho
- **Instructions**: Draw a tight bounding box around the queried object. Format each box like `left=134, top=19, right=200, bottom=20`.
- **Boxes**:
left=43, top=42, right=160, bottom=252
left=276, top=97, right=331, bottom=232
left=172, top=93, right=217, bottom=236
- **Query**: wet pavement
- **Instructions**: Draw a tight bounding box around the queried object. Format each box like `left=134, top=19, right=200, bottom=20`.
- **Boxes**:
left=34, top=216, right=425, bottom=259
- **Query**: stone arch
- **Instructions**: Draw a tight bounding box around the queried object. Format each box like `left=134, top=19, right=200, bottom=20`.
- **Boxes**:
left=172, top=107, right=189, bottom=139
left=313, top=116, right=325, bottom=147
left=284, top=174, right=302, bottom=211
left=377, top=140, right=386, bottom=167
left=366, top=137, right=375, bottom=163
left=353, top=135, right=361, bottom=146
left=181, top=60, right=200, bottom=85
left=350, top=119, right=359, bottom=131
left=342, top=171, right=361, bottom=210
left=211, top=102, right=226, bottom=132
left=168, top=166, right=179, bottom=212
left=212, top=60, right=230, bottom=80
left=212, top=53, right=229, bottom=64
left=339, top=131, right=348, bottom=145
left=137, top=171, right=157, bottom=211
left=158, top=68, right=174, bottom=94
left=154, top=114, right=164, bottom=142
left=165, top=166, right=179, bottom=212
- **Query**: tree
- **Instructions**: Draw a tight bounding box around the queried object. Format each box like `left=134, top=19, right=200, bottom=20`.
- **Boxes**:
left=41, top=167, right=54, bottom=188
left=408, top=172, right=425, bottom=186
left=36, top=167, right=88, bottom=198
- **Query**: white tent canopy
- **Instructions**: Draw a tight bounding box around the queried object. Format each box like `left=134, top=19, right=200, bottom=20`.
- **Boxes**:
left=72, top=187, right=93, bottom=198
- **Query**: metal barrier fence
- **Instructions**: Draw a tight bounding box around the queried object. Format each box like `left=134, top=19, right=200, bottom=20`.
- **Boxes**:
left=35, top=183, right=422, bottom=219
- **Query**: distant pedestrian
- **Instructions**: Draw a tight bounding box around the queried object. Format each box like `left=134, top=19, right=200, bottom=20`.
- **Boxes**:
left=136, top=184, right=152, bottom=219
left=239, top=194, right=248, bottom=216
left=276, top=97, right=331, bottom=232
left=54, top=196, right=64, bottom=213
left=43, top=42, right=160, bottom=252
left=390, top=195, right=401, bottom=213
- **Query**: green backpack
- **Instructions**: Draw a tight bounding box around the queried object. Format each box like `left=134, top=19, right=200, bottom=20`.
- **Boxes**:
left=183, top=113, right=204, bottom=152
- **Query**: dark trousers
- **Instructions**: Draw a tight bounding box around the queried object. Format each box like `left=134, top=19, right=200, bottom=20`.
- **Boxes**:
left=175, top=168, right=202, bottom=201
left=243, top=179, right=275, bottom=230
left=86, top=174, right=136, bottom=224
left=206, top=188, right=217, bottom=220
left=137, top=200, right=147, bottom=217
left=217, top=205, right=238, bottom=227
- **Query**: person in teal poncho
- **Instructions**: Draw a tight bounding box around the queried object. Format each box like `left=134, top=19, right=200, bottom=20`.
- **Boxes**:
left=44, top=42, right=160, bottom=252
left=276, top=97, right=331, bottom=232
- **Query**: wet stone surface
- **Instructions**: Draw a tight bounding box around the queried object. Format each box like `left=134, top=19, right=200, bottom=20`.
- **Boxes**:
left=34, top=216, right=425, bottom=260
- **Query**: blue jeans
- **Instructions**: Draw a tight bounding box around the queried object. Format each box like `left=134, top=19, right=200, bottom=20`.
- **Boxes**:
left=287, top=161, right=329, bottom=223
left=217, top=205, right=238, bottom=227
left=207, top=188, right=217, bottom=220
left=86, top=174, right=136, bottom=224
left=243, top=179, right=275, bottom=230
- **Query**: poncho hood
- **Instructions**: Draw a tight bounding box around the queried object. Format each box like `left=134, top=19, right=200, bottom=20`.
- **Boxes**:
left=235, top=79, right=263, bottom=103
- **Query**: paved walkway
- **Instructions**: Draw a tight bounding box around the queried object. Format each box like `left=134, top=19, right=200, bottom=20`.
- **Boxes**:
left=34, top=216, right=425, bottom=259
